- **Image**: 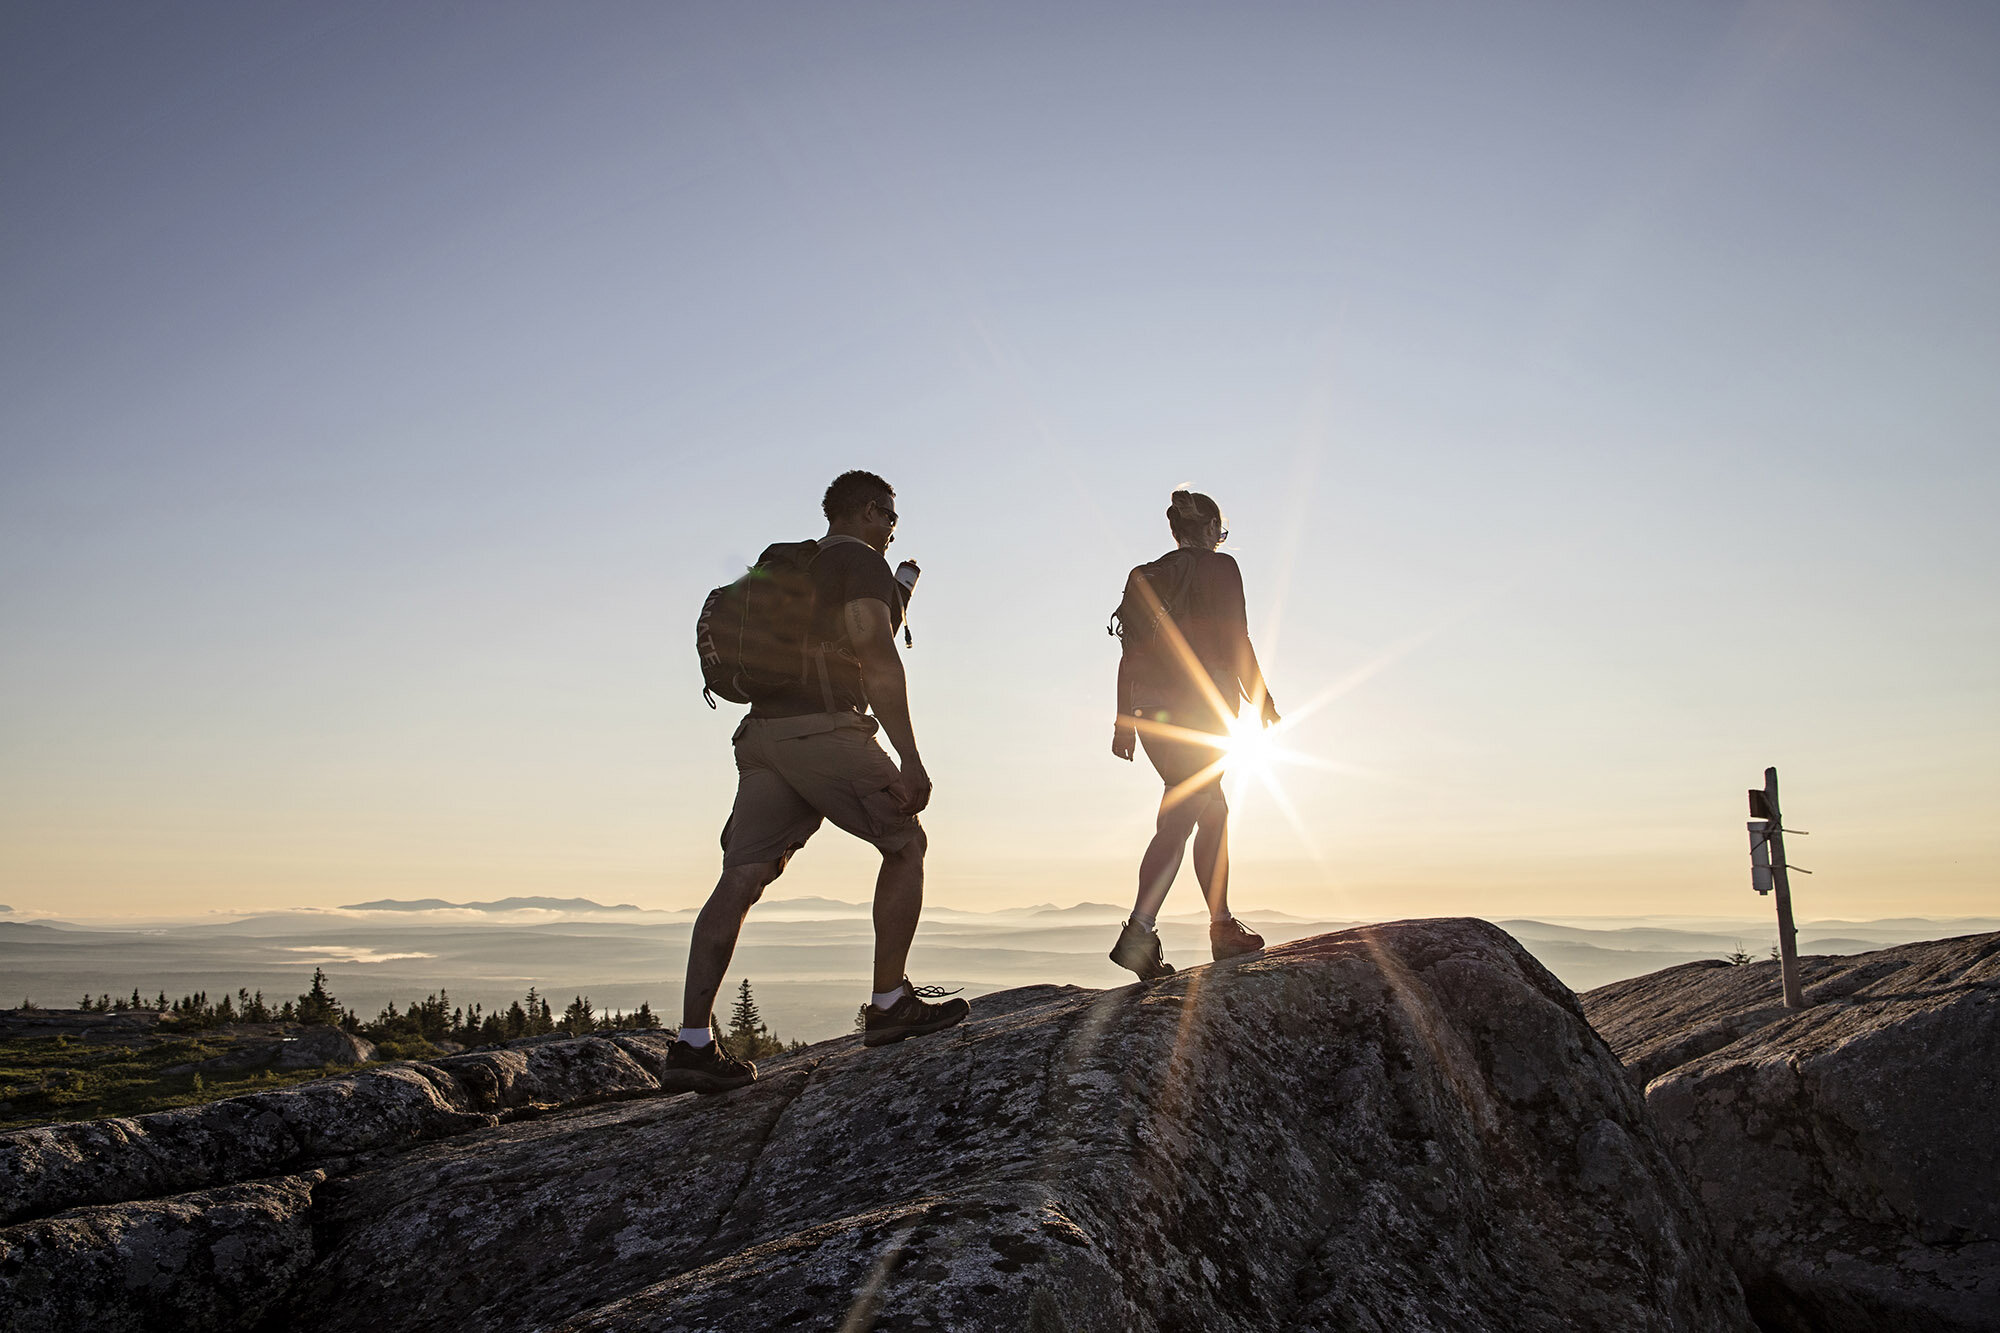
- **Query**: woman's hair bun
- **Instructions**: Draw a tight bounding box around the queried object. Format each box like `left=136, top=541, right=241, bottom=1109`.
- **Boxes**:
left=1166, top=488, right=1222, bottom=540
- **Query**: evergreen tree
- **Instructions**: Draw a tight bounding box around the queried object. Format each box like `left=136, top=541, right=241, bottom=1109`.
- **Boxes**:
left=723, top=980, right=786, bottom=1057
left=728, top=979, right=763, bottom=1042
left=414, top=991, right=451, bottom=1041
left=519, top=987, right=556, bottom=1036
left=560, top=995, right=595, bottom=1034
left=504, top=1001, right=529, bottom=1039
left=296, top=968, right=342, bottom=1026
left=633, top=1001, right=660, bottom=1030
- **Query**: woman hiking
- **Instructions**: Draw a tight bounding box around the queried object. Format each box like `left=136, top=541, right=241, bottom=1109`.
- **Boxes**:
left=1108, top=489, right=1280, bottom=980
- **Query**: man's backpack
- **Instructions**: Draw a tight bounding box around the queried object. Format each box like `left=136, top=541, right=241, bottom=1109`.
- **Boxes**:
left=696, top=540, right=826, bottom=708
left=1108, top=548, right=1202, bottom=660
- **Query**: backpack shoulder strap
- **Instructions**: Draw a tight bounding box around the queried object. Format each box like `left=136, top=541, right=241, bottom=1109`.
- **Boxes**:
left=1153, top=548, right=1201, bottom=613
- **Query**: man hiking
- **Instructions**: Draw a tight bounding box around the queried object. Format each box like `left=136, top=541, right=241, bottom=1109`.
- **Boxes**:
left=669, top=470, right=969, bottom=1091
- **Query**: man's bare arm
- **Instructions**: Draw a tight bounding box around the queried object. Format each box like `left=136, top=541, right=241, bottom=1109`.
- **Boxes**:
left=846, top=597, right=931, bottom=814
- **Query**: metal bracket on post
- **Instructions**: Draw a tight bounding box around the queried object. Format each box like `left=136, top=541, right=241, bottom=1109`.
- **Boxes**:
left=1749, top=767, right=1808, bottom=1010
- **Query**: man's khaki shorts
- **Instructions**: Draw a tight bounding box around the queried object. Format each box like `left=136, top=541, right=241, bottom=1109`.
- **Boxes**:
left=720, top=712, right=921, bottom=868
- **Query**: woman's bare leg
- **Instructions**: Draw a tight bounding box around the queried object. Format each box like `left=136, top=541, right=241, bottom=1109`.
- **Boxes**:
left=1133, top=786, right=1206, bottom=923
left=1191, top=790, right=1230, bottom=920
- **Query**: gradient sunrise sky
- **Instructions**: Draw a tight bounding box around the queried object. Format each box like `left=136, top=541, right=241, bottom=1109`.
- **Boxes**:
left=3, top=2, right=1995, bottom=922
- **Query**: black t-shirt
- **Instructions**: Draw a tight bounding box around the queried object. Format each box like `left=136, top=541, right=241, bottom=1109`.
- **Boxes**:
left=1119, top=549, right=1251, bottom=731
left=750, top=536, right=904, bottom=718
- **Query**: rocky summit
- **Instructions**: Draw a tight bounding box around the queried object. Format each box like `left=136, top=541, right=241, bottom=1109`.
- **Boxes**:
left=1, top=919, right=1753, bottom=1331
left=1584, top=932, right=2000, bottom=1333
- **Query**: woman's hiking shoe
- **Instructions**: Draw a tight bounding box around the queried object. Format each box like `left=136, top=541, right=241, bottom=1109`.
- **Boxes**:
left=1110, top=918, right=1175, bottom=981
left=863, top=979, right=970, bottom=1047
left=1210, top=917, right=1265, bottom=961
left=664, top=1033, right=758, bottom=1093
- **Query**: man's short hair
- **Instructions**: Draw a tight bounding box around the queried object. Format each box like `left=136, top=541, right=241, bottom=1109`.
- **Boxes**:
left=823, top=470, right=895, bottom=521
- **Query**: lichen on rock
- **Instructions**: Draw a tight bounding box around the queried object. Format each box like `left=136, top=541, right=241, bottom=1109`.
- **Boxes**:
left=278, top=919, right=1750, bottom=1332
left=1584, top=932, right=2000, bottom=1333
left=0, top=1172, right=320, bottom=1333
left=2, top=920, right=1759, bottom=1332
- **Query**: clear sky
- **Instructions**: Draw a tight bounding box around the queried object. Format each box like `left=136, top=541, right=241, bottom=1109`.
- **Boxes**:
left=3, top=2, right=1996, bottom=922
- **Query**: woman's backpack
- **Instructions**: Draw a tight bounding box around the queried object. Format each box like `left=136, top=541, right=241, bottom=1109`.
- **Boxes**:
left=1108, top=548, right=1203, bottom=661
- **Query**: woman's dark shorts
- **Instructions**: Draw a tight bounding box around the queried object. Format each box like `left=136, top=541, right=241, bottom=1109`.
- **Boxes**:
left=1139, top=727, right=1227, bottom=796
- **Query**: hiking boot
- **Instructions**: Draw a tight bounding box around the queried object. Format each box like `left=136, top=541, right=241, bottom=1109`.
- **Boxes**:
left=1110, top=918, right=1175, bottom=981
left=863, top=979, right=970, bottom=1047
left=1210, top=917, right=1265, bottom=961
left=664, top=1031, right=757, bottom=1094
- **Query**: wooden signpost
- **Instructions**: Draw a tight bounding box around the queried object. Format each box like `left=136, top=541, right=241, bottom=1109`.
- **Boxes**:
left=1747, top=766, right=1809, bottom=1010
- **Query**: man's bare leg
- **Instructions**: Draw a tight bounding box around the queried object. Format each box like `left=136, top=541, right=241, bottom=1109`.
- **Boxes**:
left=682, top=861, right=781, bottom=1028
left=861, top=827, right=969, bottom=1043
left=870, top=828, right=928, bottom=994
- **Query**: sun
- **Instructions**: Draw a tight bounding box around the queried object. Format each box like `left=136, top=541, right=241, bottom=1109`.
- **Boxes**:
left=1222, top=708, right=1276, bottom=783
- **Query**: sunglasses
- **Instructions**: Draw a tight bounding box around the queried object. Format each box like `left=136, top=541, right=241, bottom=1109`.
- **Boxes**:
left=869, top=499, right=899, bottom=527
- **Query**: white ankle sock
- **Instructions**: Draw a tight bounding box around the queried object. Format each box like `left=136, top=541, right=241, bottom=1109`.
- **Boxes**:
left=870, top=985, right=906, bottom=1010
left=1131, top=911, right=1157, bottom=931
left=1212, top=910, right=1234, bottom=925
left=678, top=1026, right=712, bottom=1048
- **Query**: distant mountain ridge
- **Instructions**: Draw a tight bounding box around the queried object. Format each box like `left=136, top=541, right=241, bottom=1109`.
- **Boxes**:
left=12, top=904, right=1999, bottom=1047
left=340, top=897, right=643, bottom=913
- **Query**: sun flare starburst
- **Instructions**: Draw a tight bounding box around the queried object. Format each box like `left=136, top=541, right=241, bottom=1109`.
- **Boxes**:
left=1221, top=708, right=1278, bottom=784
